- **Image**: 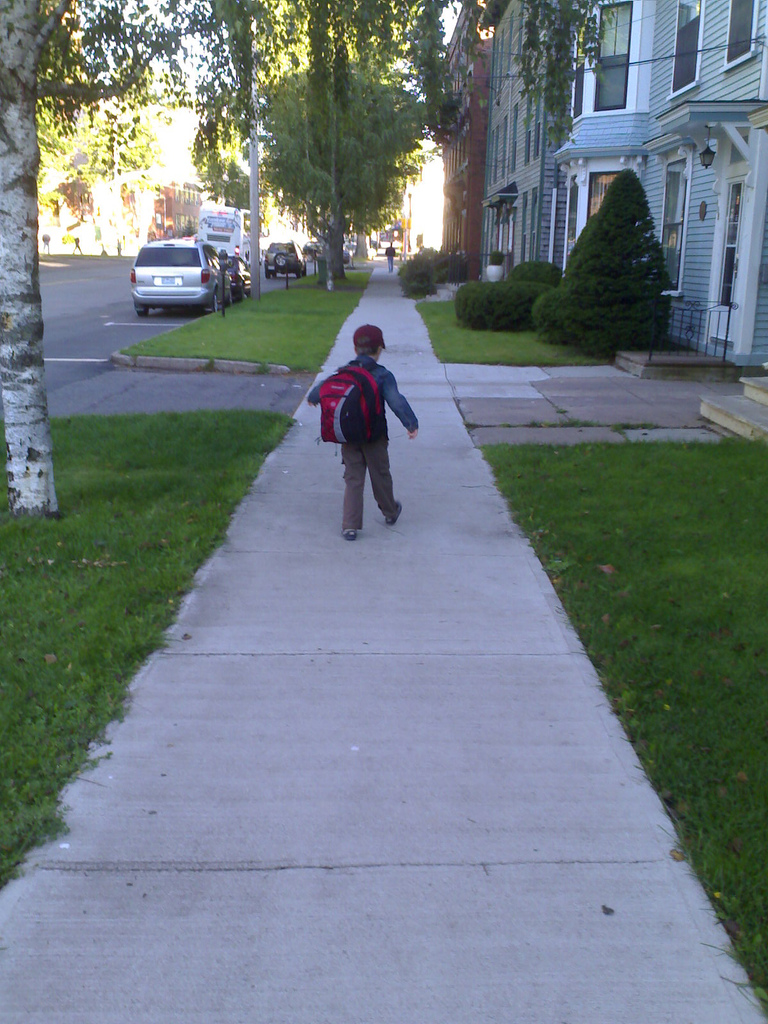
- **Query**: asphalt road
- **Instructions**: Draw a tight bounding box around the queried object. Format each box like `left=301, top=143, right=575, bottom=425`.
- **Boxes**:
left=1, top=257, right=314, bottom=419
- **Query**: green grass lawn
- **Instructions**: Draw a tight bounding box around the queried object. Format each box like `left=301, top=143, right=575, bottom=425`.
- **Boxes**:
left=124, top=271, right=371, bottom=372
left=418, top=299, right=603, bottom=366
left=484, top=439, right=768, bottom=1005
left=0, top=410, right=291, bottom=887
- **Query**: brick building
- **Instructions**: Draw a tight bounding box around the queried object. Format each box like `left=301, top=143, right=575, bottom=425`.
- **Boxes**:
left=442, top=4, right=492, bottom=280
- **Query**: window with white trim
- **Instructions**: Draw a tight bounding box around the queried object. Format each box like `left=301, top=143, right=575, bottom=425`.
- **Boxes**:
left=661, top=160, right=687, bottom=289
left=588, top=172, right=618, bottom=218
left=595, top=3, right=632, bottom=111
left=673, top=1, right=700, bottom=92
left=727, top=0, right=754, bottom=63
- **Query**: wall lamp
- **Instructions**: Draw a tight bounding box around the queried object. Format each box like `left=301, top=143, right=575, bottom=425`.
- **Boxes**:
left=699, top=126, right=716, bottom=169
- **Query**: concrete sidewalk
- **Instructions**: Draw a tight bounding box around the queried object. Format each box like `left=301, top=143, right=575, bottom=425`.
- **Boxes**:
left=0, top=266, right=761, bottom=1022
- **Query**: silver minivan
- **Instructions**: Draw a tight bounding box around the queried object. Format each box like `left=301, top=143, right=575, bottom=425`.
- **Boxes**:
left=131, top=239, right=230, bottom=316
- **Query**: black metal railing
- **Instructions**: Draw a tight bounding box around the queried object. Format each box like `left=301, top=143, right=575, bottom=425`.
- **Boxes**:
left=446, top=252, right=493, bottom=284
left=649, top=299, right=737, bottom=363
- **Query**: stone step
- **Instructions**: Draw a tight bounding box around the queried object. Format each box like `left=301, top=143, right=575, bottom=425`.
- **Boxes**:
left=742, top=375, right=768, bottom=407
left=700, top=394, right=768, bottom=441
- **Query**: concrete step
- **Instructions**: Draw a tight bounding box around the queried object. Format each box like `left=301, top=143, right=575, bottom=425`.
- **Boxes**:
left=700, top=394, right=768, bottom=441
left=615, top=350, right=742, bottom=381
left=742, top=375, right=768, bottom=407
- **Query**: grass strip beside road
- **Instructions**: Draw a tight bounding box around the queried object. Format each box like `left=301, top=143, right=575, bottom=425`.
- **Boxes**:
left=484, top=439, right=768, bottom=1004
left=0, top=410, right=292, bottom=887
left=123, top=272, right=371, bottom=372
left=418, top=299, right=602, bottom=366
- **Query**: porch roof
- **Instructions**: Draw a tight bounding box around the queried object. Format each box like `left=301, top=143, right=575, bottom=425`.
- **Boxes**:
left=657, top=100, right=763, bottom=138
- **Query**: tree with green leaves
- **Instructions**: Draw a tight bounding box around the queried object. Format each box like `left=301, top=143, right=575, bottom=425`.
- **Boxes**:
left=191, top=0, right=451, bottom=281
left=0, top=0, right=195, bottom=517
left=261, top=66, right=424, bottom=277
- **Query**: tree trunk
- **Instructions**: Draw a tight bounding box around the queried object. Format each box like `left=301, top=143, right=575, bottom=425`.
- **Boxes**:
left=328, top=214, right=346, bottom=281
left=0, top=3, right=58, bottom=516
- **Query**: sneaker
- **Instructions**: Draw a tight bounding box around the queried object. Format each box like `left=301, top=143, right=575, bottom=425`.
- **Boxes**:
left=342, top=529, right=357, bottom=541
left=385, top=501, right=402, bottom=526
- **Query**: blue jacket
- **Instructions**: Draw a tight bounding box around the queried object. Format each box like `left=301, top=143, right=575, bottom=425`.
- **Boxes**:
left=309, top=355, right=418, bottom=434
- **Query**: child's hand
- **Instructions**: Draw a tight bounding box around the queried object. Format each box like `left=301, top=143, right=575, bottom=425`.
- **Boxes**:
left=408, top=428, right=418, bottom=439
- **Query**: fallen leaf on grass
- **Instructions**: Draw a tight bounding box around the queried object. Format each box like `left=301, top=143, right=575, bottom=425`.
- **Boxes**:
left=598, top=564, right=617, bottom=575
left=670, top=849, right=685, bottom=862
left=43, top=653, right=57, bottom=665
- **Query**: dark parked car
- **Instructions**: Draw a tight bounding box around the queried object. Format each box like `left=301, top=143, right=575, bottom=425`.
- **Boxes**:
left=264, top=241, right=307, bottom=279
left=303, top=241, right=324, bottom=261
left=227, top=254, right=251, bottom=301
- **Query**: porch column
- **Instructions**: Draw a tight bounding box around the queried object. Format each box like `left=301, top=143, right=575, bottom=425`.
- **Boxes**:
left=734, top=128, right=768, bottom=358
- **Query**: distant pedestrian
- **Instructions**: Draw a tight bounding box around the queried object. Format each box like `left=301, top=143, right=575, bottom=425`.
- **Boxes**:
left=41, top=233, right=51, bottom=254
left=73, top=236, right=83, bottom=254
left=385, top=243, right=396, bottom=273
left=307, top=324, right=418, bottom=541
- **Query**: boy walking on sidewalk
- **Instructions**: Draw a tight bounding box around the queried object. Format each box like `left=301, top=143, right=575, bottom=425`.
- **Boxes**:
left=308, top=324, right=418, bottom=541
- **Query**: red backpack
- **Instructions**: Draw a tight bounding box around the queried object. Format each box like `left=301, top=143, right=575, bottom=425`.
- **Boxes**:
left=318, top=364, right=386, bottom=444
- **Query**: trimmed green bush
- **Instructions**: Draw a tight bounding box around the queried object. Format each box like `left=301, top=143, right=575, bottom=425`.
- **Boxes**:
left=455, top=280, right=554, bottom=332
left=532, top=288, right=570, bottom=345
left=508, top=260, right=562, bottom=288
left=399, top=248, right=438, bottom=298
left=489, top=249, right=504, bottom=266
left=455, top=281, right=491, bottom=329
left=537, top=170, right=670, bottom=358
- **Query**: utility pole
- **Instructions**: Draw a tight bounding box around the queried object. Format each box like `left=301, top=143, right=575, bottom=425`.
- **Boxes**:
left=249, top=34, right=261, bottom=301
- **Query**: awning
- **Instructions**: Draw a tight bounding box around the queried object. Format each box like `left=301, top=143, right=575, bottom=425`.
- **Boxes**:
left=482, top=183, right=518, bottom=211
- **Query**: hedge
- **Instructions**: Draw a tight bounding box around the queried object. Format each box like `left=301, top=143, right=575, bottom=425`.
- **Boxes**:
left=455, top=280, right=554, bottom=332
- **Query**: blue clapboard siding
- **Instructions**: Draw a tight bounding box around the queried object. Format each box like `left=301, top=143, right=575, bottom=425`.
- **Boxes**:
left=752, top=209, right=768, bottom=359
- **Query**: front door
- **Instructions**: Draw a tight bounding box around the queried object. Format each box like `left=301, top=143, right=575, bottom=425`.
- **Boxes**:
left=711, top=179, right=743, bottom=351
left=720, top=181, right=743, bottom=306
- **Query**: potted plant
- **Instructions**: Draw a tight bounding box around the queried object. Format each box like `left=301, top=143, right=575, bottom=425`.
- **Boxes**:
left=486, top=250, right=504, bottom=282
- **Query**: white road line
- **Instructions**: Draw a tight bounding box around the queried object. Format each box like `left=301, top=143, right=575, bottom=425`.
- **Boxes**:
left=104, top=321, right=187, bottom=327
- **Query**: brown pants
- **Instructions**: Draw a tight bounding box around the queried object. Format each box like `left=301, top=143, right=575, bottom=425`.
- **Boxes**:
left=341, top=435, right=398, bottom=530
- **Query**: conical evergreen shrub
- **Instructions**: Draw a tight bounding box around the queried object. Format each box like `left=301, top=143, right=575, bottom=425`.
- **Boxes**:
left=535, top=170, right=670, bottom=358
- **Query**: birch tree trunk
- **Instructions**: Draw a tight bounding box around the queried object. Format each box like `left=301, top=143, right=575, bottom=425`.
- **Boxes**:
left=0, top=0, right=58, bottom=516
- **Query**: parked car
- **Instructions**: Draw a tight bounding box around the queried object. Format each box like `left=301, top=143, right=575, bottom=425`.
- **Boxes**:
left=227, top=254, right=251, bottom=301
left=131, top=239, right=230, bottom=316
left=264, top=241, right=307, bottom=279
left=303, top=241, right=324, bottom=261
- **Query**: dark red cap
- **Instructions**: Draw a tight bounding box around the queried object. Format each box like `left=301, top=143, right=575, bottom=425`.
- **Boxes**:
left=353, top=324, right=385, bottom=352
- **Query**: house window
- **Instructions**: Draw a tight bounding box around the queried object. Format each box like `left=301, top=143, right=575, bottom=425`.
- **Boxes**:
left=502, top=115, right=508, bottom=178
left=728, top=0, right=754, bottom=63
left=573, top=59, right=585, bottom=119
left=673, top=1, right=700, bottom=92
left=534, top=103, right=541, bottom=159
left=530, top=187, right=538, bottom=260
left=566, top=179, right=579, bottom=260
left=511, top=104, right=518, bottom=172
left=588, top=172, right=618, bottom=218
left=661, top=160, right=687, bottom=289
left=521, top=191, right=528, bottom=262
left=525, top=99, right=532, bottom=164
left=595, top=3, right=632, bottom=111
